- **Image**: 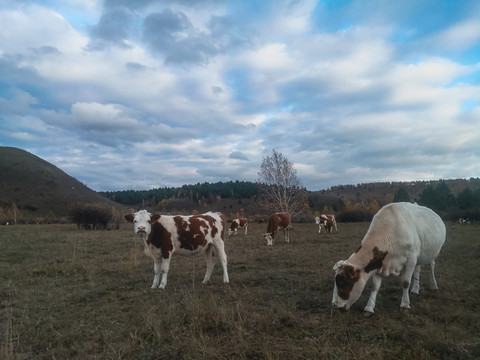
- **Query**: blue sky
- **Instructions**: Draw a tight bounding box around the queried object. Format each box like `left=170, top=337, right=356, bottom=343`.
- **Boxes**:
left=1, top=0, right=479, bottom=191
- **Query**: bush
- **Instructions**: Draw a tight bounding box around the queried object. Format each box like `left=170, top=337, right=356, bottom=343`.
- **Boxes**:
left=336, top=210, right=374, bottom=222
left=69, top=203, right=111, bottom=230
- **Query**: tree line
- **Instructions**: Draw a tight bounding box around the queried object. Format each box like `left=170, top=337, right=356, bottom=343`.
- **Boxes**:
left=101, top=180, right=258, bottom=205
left=413, top=181, right=480, bottom=220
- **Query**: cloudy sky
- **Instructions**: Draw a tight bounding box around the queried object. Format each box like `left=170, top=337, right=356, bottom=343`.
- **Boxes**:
left=1, top=0, right=479, bottom=192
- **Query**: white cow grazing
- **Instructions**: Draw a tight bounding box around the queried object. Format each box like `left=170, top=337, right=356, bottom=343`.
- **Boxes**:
left=228, top=218, right=248, bottom=236
left=124, top=210, right=229, bottom=289
left=332, top=202, right=445, bottom=314
left=315, top=214, right=337, bottom=233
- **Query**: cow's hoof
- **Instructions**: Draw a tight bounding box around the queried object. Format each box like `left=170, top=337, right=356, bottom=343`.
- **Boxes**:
left=363, top=311, right=374, bottom=318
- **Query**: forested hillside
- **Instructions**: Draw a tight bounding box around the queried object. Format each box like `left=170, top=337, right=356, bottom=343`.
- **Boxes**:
left=102, top=178, right=480, bottom=222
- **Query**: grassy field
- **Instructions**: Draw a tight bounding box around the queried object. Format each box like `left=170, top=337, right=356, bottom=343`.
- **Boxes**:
left=1, top=220, right=479, bottom=359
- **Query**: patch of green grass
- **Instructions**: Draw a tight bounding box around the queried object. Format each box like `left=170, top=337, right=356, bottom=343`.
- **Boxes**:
left=1, top=222, right=479, bottom=359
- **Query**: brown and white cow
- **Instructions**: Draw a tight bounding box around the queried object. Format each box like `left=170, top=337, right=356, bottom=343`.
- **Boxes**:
left=332, top=202, right=445, bottom=314
left=124, top=210, right=229, bottom=289
left=315, top=214, right=337, bottom=233
left=228, top=218, right=248, bottom=236
left=263, top=212, right=291, bottom=246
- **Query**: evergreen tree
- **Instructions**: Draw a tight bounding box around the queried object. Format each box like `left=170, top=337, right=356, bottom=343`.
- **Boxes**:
left=393, top=187, right=410, bottom=203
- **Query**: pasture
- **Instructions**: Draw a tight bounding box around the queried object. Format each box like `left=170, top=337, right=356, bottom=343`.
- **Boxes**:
left=1, top=221, right=479, bottom=359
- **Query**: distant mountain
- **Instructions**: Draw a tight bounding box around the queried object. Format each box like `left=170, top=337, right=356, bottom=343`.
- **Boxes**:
left=0, top=147, right=121, bottom=222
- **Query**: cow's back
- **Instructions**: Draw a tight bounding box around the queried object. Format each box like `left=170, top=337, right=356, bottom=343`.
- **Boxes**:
left=366, top=202, right=445, bottom=264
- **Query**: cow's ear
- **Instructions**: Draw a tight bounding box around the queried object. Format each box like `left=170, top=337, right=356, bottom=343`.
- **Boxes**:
left=151, top=214, right=161, bottom=222
left=124, top=214, right=134, bottom=223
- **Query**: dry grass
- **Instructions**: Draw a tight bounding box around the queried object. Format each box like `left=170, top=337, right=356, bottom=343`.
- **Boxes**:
left=1, top=221, right=479, bottom=359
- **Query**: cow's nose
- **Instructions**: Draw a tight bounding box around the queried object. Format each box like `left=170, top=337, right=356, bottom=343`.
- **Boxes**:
left=332, top=303, right=347, bottom=311
left=137, top=226, right=146, bottom=233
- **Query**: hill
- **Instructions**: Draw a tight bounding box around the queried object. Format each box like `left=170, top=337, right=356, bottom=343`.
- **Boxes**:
left=0, top=147, right=122, bottom=223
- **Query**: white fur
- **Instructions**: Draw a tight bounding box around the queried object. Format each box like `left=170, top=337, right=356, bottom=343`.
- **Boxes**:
left=332, top=202, right=445, bottom=313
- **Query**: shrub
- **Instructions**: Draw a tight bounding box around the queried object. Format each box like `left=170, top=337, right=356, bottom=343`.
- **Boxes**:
left=69, top=203, right=111, bottom=230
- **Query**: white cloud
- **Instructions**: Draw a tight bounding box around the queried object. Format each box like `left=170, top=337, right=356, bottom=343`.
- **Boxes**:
left=435, top=19, right=480, bottom=50
left=1, top=0, right=479, bottom=191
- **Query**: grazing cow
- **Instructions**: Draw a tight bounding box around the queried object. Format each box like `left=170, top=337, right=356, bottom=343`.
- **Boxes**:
left=228, top=218, right=248, bottom=236
left=332, top=202, right=445, bottom=314
left=315, top=214, right=337, bottom=233
left=124, top=210, right=229, bottom=289
left=263, top=212, right=291, bottom=246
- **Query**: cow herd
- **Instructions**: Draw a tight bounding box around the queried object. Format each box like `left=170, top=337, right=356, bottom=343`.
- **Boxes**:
left=124, top=202, right=446, bottom=316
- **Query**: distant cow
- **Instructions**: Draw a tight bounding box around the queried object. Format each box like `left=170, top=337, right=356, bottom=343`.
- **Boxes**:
left=228, top=218, right=248, bottom=236
left=332, top=202, right=445, bottom=314
left=263, top=212, right=291, bottom=246
left=124, top=210, right=229, bottom=289
left=315, top=214, right=337, bottom=233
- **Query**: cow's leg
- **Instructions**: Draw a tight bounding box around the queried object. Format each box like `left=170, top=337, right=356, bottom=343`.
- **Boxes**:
left=428, top=260, right=438, bottom=290
left=400, top=259, right=417, bottom=309
left=158, top=256, right=172, bottom=289
left=364, top=273, right=382, bottom=314
left=318, top=224, right=322, bottom=234
left=152, top=259, right=161, bottom=288
left=202, top=244, right=215, bottom=284
left=214, top=242, right=229, bottom=283
left=245, top=225, right=248, bottom=235
left=285, top=229, right=289, bottom=243
left=410, top=265, right=421, bottom=294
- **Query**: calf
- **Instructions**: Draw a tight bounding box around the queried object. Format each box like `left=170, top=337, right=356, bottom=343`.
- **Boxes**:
left=124, top=210, right=229, bottom=289
left=228, top=218, right=248, bottom=236
left=263, top=212, right=291, bottom=246
left=332, top=202, right=445, bottom=314
left=315, top=214, right=337, bottom=233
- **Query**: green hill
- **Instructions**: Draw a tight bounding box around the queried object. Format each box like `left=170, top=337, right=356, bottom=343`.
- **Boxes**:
left=0, top=147, right=121, bottom=223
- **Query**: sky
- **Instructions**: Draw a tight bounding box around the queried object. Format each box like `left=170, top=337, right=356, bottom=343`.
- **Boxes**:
left=1, top=0, right=479, bottom=192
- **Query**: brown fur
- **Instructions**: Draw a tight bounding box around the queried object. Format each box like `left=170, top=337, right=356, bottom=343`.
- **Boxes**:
left=335, top=265, right=361, bottom=300
left=364, top=247, right=388, bottom=273
left=266, top=212, right=291, bottom=237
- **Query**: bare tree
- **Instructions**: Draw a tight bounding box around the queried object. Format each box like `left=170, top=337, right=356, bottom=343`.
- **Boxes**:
left=256, top=149, right=308, bottom=215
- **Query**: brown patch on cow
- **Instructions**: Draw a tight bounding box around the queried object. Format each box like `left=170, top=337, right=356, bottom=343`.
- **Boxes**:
left=335, top=265, right=361, bottom=300
left=174, top=215, right=209, bottom=251
left=355, top=245, right=362, bottom=253
left=230, top=221, right=239, bottom=231
left=403, top=280, right=410, bottom=289
left=123, top=214, right=134, bottom=223
left=364, top=247, right=388, bottom=273
left=147, top=222, right=173, bottom=259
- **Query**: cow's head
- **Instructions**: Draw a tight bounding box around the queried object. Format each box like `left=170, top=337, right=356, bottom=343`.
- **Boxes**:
left=124, top=210, right=160, bottom=236
left=314, top=216, right=320, bottom=225
left=263, top=233, right=274, bottom=246
left=331, top=260, right=367, bottom=311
